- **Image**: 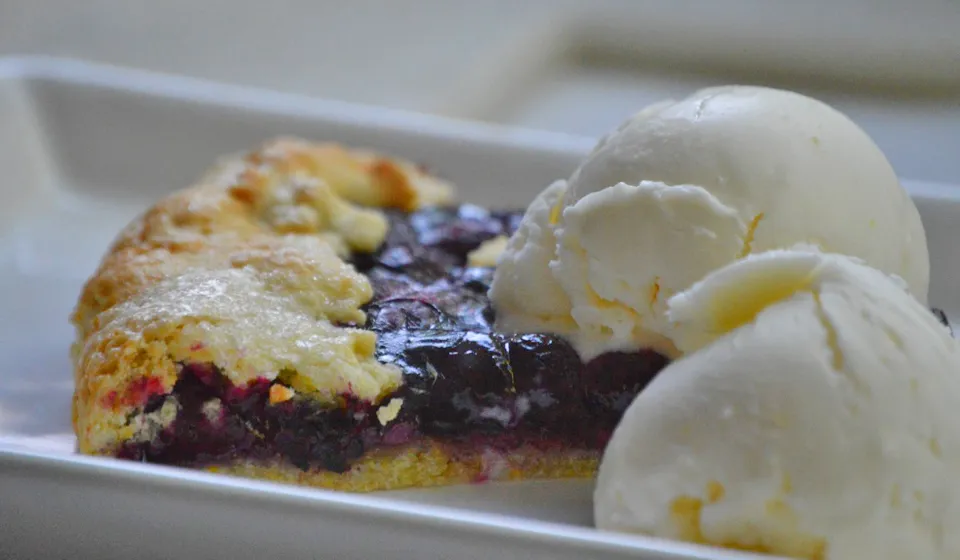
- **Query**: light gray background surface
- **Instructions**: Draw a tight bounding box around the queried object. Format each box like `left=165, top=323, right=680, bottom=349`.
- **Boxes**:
left=2, top=0, right=959, bottom=182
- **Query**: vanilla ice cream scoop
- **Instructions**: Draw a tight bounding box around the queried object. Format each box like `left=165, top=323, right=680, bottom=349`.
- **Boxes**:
left=490, top=85, right=929, bottom=360
left=594, top=248, right=960, bottom=559
left=488, top=180, right=575, bottom=335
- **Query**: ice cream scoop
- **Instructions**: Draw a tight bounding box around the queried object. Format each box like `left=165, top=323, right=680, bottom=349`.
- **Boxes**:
left=593, top=248, right=960, bottom=559
left=488, top=180, right=575, bottom=336
left=490, top=86, right=929, bottom=360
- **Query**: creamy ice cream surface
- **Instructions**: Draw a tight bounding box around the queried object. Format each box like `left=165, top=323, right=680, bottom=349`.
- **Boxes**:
left=488, top=180, right=575, bottom=336
left=594, top=248, right=960, bottom=559
left=489, top=85, right=929, bottom=360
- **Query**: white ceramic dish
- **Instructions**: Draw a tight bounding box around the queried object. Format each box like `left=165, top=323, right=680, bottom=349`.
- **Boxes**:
left=0, top=56, right=957, bottom=560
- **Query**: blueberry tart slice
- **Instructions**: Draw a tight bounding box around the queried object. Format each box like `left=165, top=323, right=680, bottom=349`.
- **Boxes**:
left=69, top=139, right=694, bottom=491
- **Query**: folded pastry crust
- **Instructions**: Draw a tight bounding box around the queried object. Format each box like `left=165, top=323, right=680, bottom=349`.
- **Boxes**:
left=71, top=139, right=452, bottom=457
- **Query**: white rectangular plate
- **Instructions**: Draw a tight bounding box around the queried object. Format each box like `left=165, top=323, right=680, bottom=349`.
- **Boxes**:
left=0, top=56, right=957, bottom=560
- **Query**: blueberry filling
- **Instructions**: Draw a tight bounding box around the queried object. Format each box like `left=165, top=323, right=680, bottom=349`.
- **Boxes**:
left=120, top=365, right=380, bottom=473
left=116, top=205, right=953, bottom=473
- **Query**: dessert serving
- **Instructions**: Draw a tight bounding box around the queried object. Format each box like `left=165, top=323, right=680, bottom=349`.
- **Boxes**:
left=71, top=84, right=957, bottom=558
left=71, top=139, right=670, bottom=491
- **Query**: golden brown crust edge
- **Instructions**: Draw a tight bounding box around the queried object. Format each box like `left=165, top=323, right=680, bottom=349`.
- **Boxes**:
left=211, top=442, right=599, bottom=492
left=83, top=438, right=599, bottom=493
left=70, top=138, right=454, bottom=454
